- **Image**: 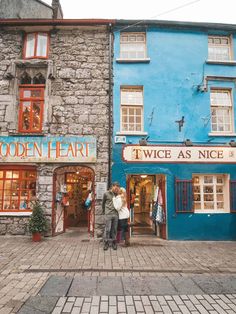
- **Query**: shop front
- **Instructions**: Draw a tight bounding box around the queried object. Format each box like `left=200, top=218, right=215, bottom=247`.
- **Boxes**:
left=0, top=136, right=97, bottom=236
left=112, top=144, right=236, bottom=240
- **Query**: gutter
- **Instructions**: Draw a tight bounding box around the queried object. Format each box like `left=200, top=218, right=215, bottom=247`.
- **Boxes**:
left=0, top=19, right=115, bottom=26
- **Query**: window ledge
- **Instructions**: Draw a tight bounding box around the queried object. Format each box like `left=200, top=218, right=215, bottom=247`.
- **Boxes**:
left=116, top=58, right=150, bottom=63
left=8, top=133, right=45, bottom=137
left=208, top=132, right=236, bottom=137
left=194, top=210, right=230, bottom=214
left=206, top=60, right=236, bottom=65
left=116, top=131, right=148, bottom=136
left=0, top=212, right=32, bottom=216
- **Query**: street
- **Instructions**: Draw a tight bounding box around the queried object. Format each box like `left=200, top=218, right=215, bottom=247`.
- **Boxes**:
left=0, top=229, right=236, bottom=313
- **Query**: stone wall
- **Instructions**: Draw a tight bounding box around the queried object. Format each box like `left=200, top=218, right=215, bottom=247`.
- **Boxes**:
left=0, top=25, right=111, bottom=237
left=0, top=0, right=53, bottom=19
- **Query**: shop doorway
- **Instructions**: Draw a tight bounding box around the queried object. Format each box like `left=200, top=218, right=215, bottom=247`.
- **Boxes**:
left=52, top=166, right=94, bottom=236
left=127, top=174, right=166, bottom=239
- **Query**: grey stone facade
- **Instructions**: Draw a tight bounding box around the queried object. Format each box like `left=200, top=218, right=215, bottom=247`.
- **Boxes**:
left=0, top=0, right=63, bottom=19
left=0, top=23, right=112, bottom=237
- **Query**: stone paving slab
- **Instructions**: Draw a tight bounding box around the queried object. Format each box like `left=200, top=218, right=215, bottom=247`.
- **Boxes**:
left=18, top=296, right=58, bottom=314
left=39, top=276, right=73, bottom=297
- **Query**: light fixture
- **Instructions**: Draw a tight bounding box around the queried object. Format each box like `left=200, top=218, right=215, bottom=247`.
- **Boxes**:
left=184, top=139, right=193, bottom=146
left=139, top=137, right=148, bottom=146
left=229, top=140, right=236, bottom=147
left=140, top=175, right=147, bottom=178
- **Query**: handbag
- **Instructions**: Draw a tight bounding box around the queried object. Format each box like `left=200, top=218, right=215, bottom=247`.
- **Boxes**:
left=84, top=192, right=92, bottom=209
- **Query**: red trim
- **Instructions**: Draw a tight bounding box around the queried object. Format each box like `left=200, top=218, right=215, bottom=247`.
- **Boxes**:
left=18, top=85, right=44, bottom=133
left=23, top=32, right=49, bottom=59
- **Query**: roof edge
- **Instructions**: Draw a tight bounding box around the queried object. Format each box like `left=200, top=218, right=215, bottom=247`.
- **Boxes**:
left=115, top=19, right=236, bottom=31
left=0, top=19, right=115, bottom=26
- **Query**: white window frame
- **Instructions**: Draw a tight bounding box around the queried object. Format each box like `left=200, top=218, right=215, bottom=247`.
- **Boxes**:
left=208, top=35, right=232, bottom=61
left=210, top=89, right=234, bottom=134
left=193, top=174, right=230, bottom=214
left=120, top=87, right=144, bottom=134
left=120, top=32, right=147, bottom=60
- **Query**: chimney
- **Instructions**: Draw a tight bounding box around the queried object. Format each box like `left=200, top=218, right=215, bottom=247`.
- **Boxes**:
left=51, top=0, right=61, bottom=19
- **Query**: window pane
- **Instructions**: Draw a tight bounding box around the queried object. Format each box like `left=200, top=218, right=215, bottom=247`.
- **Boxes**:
left=32, top=102, right=41, bottom=130
left=22, top=102, right=31, bottom=131
left=25, top=34, right=35, bottom=58
left=36, top=34, right=48, bottom=57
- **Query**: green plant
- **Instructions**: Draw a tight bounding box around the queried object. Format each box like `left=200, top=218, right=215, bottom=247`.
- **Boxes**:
left=29, top=201, right=48, bottom=234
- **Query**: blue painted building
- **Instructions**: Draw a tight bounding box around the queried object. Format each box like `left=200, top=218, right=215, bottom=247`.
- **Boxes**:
left=112, top=20, right=236, bottom=240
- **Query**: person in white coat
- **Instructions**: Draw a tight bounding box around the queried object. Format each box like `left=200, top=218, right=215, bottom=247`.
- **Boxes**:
left=113, top=187, right=130, bottom=247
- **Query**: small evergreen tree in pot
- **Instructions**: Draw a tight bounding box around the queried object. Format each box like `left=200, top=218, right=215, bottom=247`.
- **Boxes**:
left=29, top=201, right=48, bottom=241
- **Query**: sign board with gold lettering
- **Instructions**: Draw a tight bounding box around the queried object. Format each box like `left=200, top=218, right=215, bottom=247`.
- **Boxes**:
left=123, top=145, right=236, bottom=163
left=0, top=136, right=97, bottom=163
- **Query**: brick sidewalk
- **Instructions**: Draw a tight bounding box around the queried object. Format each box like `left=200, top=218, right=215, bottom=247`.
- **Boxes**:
left=0, top=230, right=236, bottom=313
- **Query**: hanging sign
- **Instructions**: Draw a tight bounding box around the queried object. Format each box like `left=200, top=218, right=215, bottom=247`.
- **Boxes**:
left=123, top=145, right=236, bottom=163
left=0, top=136, right=97, bottom=163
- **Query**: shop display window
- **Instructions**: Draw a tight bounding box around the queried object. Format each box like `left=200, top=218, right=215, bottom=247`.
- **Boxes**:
left=0, top=169, right=36, bottom=212
left=193, top=174, right=229, bottom=212
left=18, top=86, right=44, bottom=133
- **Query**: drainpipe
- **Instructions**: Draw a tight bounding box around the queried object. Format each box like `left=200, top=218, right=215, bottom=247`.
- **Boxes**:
left=108, top=23, right=113, bottom=188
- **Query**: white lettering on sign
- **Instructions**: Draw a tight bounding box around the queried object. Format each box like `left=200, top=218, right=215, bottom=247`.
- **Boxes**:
left=123, top=145, right=236, bottom=163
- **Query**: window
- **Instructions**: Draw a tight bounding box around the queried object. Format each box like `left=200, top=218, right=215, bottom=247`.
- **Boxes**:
left=121, top=87, right=143, bottom=133
left=0, top=169, right=36, bottom=212
left=208, top=36, right=232, bottom=61
left=120, top=33, right=146, bottom=59
left=24, top=33, right=49, bottom=59
left=193, top=175, right=229, bottom=212
left=210, top=89, right=233, bottom=133
left=18, top=86, right=44, bottom=133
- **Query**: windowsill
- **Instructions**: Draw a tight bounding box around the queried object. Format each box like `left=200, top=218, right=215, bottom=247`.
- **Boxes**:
left=116, top=58, right=151, bottom=63
left=194, top=210, right=230, bottom=214
left=116, top=131, right=148, bottom=136
left=0, top=211, right=32, bottom=216
left=206, top=60, right=236, bottom=65
left=208, top=132, right=236, bottom=137
left=8, top=133, right=45, bottom=137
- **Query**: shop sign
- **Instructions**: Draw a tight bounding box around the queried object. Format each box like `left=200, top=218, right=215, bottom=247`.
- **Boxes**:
left=123, top=145, right=236, bottom=163
left=0, top=136, right=97, bottom=163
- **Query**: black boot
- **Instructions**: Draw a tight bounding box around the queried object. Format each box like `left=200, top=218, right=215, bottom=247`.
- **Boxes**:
left=103, top=241, right=109, bottom=251
left=112, top=241, right=117, bottom=250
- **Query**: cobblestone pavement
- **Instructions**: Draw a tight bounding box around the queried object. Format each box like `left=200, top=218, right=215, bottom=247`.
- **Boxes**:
left=0, top=229, right=236, bottom=313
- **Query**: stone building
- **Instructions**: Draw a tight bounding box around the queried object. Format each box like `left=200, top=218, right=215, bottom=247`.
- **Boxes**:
left=0, top=19, right=114, bottom=236
left=0, top=0, right=63, bottom=19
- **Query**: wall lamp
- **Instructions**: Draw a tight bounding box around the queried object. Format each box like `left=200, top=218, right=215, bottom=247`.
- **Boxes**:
left=229, top=140, right=236, bottom=147
left=184, top=139, right=193, bottom=146
left=139, top=137, right=148, bottom=146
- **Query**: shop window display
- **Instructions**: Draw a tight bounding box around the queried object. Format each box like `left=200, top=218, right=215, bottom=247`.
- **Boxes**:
left=0, top=169, right=36, bottom=211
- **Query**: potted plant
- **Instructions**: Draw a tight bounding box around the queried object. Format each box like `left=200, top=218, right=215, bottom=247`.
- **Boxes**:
left=29, top=201, right=48, bottom=242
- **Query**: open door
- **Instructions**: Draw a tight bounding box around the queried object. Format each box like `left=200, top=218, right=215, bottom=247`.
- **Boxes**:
left=127, top=174, right=167, bottom=239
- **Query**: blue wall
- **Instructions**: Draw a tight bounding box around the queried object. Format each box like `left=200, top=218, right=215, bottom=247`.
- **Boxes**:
left=113, top=25, right=236, bottom=240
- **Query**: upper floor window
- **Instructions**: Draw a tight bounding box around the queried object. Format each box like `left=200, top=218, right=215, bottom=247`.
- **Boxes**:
left=120, top=33, right=146, bottom=60
left=208, top=36, right=232, bottom=61
left=121, top=87, right=143, bottom=133
left=193, top=175, right=229, bottom=213
left=0, top=168, right=36, bottom=212
left=18, top=86, right=44, bottom=133
left=24, top=33, right=49, bottom=59
left=210, top=89, right=233, bottom=133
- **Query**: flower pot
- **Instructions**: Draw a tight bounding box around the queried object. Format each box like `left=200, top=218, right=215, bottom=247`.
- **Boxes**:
left=32, top=232, right=42, bottom=242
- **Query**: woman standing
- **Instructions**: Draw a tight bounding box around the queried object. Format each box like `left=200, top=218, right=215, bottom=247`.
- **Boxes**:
left=113, top=187, right=130, bottom=247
